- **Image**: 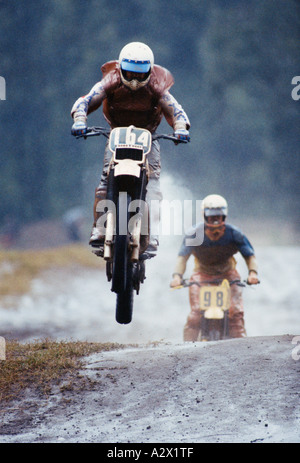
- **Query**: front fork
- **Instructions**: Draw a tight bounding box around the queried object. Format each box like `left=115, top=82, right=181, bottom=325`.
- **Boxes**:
left=103, top=209, right=143, bottom=263
left=103, top=210, right=114, bottom=261
left=104, top=168, right=148, bottom=263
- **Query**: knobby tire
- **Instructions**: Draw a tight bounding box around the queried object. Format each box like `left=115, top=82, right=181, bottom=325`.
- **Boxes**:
left=115, top=262, right=134, bottom=324
left=112, top=192, right=134, bottom=324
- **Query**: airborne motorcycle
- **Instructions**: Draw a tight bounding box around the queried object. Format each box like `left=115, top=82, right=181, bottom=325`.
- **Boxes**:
left=77, top=125, right=187, bottom=324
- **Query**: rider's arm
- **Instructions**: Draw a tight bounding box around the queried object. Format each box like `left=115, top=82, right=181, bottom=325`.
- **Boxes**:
left=230, top=225, right=259, bottom=285
left=244, top=255, right=258, bottom=274
left=159, top=91, right=190, bottom=131
left=170, top=255, right=189, bottom=287
left=71, top=81, right=107, bottom=124
left=244, top=255, right=259, bottom=284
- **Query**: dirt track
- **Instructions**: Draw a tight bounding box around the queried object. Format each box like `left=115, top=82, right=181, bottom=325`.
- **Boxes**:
left=1, top=335, right=299, bottom=443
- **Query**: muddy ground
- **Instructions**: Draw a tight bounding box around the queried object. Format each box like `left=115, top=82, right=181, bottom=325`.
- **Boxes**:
left=0, top=334, right=299, bottom=444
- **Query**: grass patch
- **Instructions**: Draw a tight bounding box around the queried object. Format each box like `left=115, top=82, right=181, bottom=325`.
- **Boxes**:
left=0, top=244, right=104, bottom=300
left=0, top=339, right=127, bottom=402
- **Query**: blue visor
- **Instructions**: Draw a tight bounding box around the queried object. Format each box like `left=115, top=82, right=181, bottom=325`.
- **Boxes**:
left=121, top=58, right=151, bottom=73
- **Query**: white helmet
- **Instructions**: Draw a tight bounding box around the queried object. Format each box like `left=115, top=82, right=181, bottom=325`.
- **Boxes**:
left=201, top=194, right=228, bottom=222
left=119, top=42, right=154, bottom=90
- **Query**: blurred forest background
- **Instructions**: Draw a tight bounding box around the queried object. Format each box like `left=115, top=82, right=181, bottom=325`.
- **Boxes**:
left=0, top=0, right=299, bottom=246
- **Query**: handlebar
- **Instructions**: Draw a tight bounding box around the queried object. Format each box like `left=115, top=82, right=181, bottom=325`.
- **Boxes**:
left=152, top=133, right=188, bottom=143
left=176, top=279, right=247, bottom=289
left=75, top=126, right=111, bottom=139
left=75, top=127, right=188, bottom=143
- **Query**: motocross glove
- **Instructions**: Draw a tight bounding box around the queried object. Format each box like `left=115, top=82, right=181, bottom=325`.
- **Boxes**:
left=174, top=129, right=190, bottom=142
left=71, top=121, right=87, bottom=136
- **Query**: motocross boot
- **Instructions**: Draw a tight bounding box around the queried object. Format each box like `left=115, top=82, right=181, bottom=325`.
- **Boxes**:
left=89, top=227, right=104, bottom=247
left=140, top=237, right=159, bottom=260
left=147, top=238, right=159, bottom=254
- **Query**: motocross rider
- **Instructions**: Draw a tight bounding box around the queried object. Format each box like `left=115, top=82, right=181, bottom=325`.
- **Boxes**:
left=71, top=42, right=190, bottom=255
left=170, top=194, right=259, bottom=341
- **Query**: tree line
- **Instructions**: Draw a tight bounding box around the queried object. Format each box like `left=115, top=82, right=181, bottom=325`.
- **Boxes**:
left=0, top=0, right=299, bottom=230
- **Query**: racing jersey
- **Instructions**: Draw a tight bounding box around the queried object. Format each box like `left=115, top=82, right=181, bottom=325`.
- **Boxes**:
left=177, top=223, right=255, bottom=275
left=71, top=61, right=190, bottom=133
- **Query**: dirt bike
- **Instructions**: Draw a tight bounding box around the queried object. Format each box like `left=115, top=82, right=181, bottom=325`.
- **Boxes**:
left=76, top=125, right=187, bottom=324
left=174, top=278, right=246, bottom=341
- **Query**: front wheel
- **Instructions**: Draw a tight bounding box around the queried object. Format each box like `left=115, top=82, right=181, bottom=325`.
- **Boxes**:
left=111, top=192, right=134, bottom=324
left=208, top=326, right=221, bottom=341
left=115, top=261, right=134, bottom=324
left=200, top=318, right=222, bottom=341
left=111, top=192, right=130, bottom=293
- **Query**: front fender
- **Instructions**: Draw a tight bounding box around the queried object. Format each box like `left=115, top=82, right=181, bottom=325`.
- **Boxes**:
left=114, top=159, right=141, bottom=178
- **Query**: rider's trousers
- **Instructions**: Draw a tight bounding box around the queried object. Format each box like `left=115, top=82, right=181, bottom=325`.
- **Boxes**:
left=184, top=268, right=247, bottom=341
left=94, top=139, right=163, bottom=243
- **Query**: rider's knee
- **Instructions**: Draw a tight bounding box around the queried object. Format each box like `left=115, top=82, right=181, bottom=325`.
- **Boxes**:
left=95, top=185, right=107, bottom=199
left=187, top=310, right=202, bottom=328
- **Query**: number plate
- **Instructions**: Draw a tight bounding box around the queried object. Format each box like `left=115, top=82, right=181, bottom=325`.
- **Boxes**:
left=109, top=127, right=152, bottom=154
left=199, top=279, right=230, bottom=319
